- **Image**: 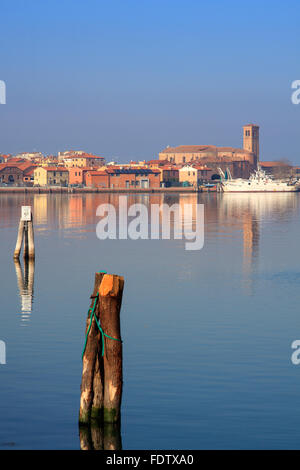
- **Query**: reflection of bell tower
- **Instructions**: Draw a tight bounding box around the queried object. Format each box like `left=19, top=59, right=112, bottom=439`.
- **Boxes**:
left=243, top=124, right=259, bottom=167
left=242, top=212, right=259, bottom=290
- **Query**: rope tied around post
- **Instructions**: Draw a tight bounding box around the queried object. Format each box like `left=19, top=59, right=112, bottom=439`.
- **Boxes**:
left=81, top=292, right=121, bottom=360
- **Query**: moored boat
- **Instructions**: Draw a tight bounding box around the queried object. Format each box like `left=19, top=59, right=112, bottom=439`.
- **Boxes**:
left=220, top=168, right=300, bottom=192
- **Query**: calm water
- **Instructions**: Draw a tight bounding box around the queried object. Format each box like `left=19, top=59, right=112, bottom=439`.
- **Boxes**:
left=1, top=192, right=300, bottom=449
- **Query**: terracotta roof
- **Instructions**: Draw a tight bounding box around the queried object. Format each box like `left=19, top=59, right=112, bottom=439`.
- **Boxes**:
left=68, top=166, right=94, bottom=171
left=217, top=147, right=252, bottom=153
left=63, top=154, right=104, bottom=160
left=0, top=162, right=37, bottom=171
left=161, top=145, right=253, bottom=154
left=161, top=166, right=180, bottom=170
left=260, top=161, right=291, bottom=167
left=86, top=171, right=108, bottom=176
left=161, top=145, right=216, bottom=153
left=36, top=167, right=68, bottom=172
left=147, top=159, right=169, bottom=164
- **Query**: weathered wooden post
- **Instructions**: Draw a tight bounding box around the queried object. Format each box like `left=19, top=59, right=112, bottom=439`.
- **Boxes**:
left=79, top=272, right=106, bottom=424
left=23, top=221, right=29, bottom=260
left=99, top=274, right=124, bottom=423
left=13, top=219, right=25, bottom=260
left=13, top=206, right=35, bottom=260
left=79, top=272, right=124, bottom=426
left=28, top=215, right=35, bottom=260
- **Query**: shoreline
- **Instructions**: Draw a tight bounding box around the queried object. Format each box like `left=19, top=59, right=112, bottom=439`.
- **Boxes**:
left=0, top=186, right=206, bottom=194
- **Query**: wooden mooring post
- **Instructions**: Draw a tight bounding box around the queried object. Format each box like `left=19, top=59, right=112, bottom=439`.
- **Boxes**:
left=14, top=206, right=35, bottom=261
left=79, top=272, right=124, bottom=425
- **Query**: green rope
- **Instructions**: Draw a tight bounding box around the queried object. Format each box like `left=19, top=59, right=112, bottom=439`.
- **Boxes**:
left=81, top=292, right=121, bottom=360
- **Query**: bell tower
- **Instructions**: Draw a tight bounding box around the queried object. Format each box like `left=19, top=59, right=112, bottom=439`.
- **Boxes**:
left=243, top=124, right=259, bottom=167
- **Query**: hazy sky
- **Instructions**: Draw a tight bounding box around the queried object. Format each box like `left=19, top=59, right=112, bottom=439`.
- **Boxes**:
left=0, top=0, right=299, bottom=162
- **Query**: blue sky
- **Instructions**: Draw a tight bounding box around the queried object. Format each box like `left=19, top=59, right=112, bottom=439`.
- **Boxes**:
left=0, top=0, right=299, bottom=162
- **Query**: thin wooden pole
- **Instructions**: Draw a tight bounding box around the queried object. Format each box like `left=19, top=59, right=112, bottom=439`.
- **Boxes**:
left=28, top=215, right=35, bottom=260
left=13, top=219, right=25, bottom=260
left=99, top=274, right=124, bottom=423
left=23, top=221, right=29, bottom=260
left=79, top=272, right=105, bottom=424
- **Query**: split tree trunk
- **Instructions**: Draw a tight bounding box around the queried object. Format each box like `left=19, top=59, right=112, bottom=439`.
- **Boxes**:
left=79, top=272, right=105, bottom=424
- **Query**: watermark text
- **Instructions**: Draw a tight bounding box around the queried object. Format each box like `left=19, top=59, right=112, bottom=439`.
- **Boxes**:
left=96, top=196, right=204, bottom=251
left=291, top=80, right=300, bottom=105
left=0, top=80, right=6, bottom=104
left=0, top=340, right=6, bottom=365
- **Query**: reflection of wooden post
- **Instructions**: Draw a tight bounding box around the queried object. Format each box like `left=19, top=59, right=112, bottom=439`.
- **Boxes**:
left=14, top=258, right=35, bottom=319
left=99, top=274, right=124, bottom=423
left=14, top=259, right=24, bottom=292
left=79, top=421, right=122, bottom=450
left=103, top=423, right=122, bottom=450
left=79, top=272, right=105, bottom=424
left=79, top=273, right=124, bottom=425
left=79, top=425, right=93, bottom=450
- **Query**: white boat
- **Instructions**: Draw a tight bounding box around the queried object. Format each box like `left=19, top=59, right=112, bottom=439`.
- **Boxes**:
left=220, top=167, right=300, bottom=193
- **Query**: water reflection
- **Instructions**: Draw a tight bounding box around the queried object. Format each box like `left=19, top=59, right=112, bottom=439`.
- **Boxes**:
left=4, top=191, right=300, bottom=297
left=220, top=193, right=299, bottom=293
left=14, top=258, right=35, bottom=325
left=79, top=421, right=122, bottom=450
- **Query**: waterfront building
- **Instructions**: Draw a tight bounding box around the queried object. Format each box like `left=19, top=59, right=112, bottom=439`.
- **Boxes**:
left=68, top=167, right=93, bottom=185
left=0, top=162, right=36, bottom=184
left=260, top=161, right=293, bottom=178
left=159, top=124, right=259, bottom=178
left=59, top=151, right=105, bottom=168
left=34, top=167, right=69, bottom=186
left=85, top=168, right=161, bottom=189
left=179, top=165, right=213, bottom=186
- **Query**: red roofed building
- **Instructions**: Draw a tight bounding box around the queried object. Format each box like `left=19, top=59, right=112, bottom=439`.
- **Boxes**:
left=159, top=124, right=259, bottom=178
left=60, top=152, right=105, bottom=168
left=34, top=167, right=69, bottom=186
left=85, top=168, right=161, bottom=189
left=0, top=162, right=37, bottom=185
left=68, top=167, right=95, bottom=185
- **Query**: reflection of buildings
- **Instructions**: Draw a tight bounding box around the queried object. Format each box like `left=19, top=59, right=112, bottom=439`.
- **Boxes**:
left=221, top=193, right=299, bottom=292
left=242, top=214, right=259, bottom=284
left=14, top=259, right=35, bottom=325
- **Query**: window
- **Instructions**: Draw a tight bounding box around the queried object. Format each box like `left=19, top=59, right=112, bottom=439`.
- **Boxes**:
left=183, top=156, right=186, bottom=163
left=75, top=172, right=77, bottom=176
